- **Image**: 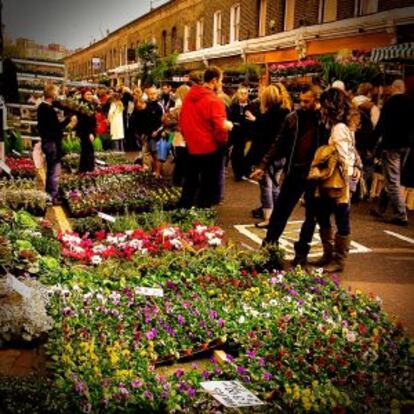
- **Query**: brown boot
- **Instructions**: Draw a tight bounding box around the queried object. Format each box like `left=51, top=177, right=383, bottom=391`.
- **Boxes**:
left=308, top=228, right=334, bottom=267
left=324, top=234, right=350, bottom=273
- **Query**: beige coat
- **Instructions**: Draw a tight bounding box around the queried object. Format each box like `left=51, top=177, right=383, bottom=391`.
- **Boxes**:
left=108, top=101, right=124, bottom=140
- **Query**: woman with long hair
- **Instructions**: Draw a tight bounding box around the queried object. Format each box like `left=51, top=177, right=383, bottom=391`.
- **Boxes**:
left=246, top=84, right=291, bottom=227
left=316, top=87, right=361, bottom=272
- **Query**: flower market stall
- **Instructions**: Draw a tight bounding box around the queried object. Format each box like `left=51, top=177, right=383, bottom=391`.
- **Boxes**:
left=1, top=200, right=413, bottom=413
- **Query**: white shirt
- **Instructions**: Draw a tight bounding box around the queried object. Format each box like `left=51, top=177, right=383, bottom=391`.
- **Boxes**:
left=329, top=123, right=356, bottom=177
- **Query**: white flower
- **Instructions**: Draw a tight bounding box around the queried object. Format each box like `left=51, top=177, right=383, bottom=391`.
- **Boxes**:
left=62, top=234, right=82, bottom=244
left=162, top=227, right=176, bottom=238
left=238, top=316, right=246, bottom=323
left=92, top=244, right=106, bottom=254
left=269, top=299, right=278, bottom=306
left=129, top=239, right=144, bottom=250
left=91, top=255, right=102, bottom=265
left=208, top=237, right=222, bottom=246
left=125, top=230, right=133, bottom=236
left=195, top=225, right=207, bottom=234
left=346, top=331, right=358, bottom=342
left=72, top=245, right=85, bottom=254
left=170, top=238, right=183, bottom=250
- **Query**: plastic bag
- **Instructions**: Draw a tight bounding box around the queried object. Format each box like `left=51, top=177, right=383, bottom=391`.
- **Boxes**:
left=157, top=138, right=171, bottom=162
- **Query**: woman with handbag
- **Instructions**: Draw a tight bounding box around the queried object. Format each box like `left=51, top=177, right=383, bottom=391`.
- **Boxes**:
left=246, top=85, right=291, bottom=228
left=313, top=87, right=362, bottom=272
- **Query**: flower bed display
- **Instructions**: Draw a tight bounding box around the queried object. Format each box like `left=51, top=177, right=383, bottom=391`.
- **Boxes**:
left=60, top=167, right=182, bottom=217
left=2, top=157, right=36, bottom=179
left=44, top=262, right=412, bottom=413
left=59, top=225, right=224, bottom=264
left=61, top=151, right=130, bottom=171
left=70, top=208, right=217, bottom=234
left=0, top=210, right=412, bottom=413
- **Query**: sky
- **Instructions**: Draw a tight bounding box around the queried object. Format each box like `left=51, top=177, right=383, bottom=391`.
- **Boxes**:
left=3, top=0, right=169, bottom=50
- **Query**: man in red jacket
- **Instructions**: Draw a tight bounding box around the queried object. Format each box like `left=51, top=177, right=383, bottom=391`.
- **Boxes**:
left=179, top=66, right=232, bottom=207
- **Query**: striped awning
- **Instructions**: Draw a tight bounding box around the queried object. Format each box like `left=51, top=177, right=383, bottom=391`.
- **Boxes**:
left=370, top=42, right=414, bottom=62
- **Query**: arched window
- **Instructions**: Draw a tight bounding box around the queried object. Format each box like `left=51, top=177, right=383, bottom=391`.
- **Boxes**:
left=171, top=27, right=177, bottom=52
left=161, top=30, right=167, bottom=57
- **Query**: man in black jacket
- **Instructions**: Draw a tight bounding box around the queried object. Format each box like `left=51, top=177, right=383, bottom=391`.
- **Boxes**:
left=229, top=85, right=250, bottom=181
left=371, top=79, right=413, bottom=226
left=251, top=85, right=329, bottom=266
left=37, top=84, right=74, bottom=204
left=142, top=86, right=164, bottom=176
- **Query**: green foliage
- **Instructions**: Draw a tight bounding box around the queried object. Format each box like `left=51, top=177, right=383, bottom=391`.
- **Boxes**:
left=136, top=42, right=160, bottom=86
left=318, top=55, right=382, bottom=91
left=92, top=136, right=103, bottom=152
left=61, top=135, right=81, bottom=154
left=3, top=130, right=24, bottom=156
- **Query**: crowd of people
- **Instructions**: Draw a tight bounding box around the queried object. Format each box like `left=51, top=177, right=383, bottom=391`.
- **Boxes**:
left=36, top=67, right=413, bottom=272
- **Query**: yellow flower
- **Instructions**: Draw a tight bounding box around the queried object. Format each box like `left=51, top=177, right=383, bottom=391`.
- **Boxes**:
left=121, top=349, right=131, bottom=358
left=312, top=380, right=319, bottom=388
left=285, top=383, right=292, bottom=395
left=62, top=353, right=72, bottom=364
left=115, top=369, right=133, bottom=379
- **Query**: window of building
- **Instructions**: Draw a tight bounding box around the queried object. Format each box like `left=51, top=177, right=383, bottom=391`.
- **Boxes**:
left=183, top=25, right=190, bottom=52
left=196, top=19, right=204, bottom=50
left=355, top=0, right=378, bottom=16
left=284, top=0, right=295, bottom=31
left=259, top=0, right=267, bottom=37
left=161, top=30, right=167, bottom=57
left=213, top=10, right=223, bottom=46
left=318, top=0, right=337, bottom=23
left=230, top=4, right=241, bottom=42
left=171, top=27, right=177, bottom=51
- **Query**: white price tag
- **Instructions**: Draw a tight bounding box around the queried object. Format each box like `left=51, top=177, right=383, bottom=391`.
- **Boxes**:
left=96, top=159, right=107, bottom=166
left=0, top=160, right=12, bottom=176
left=201, top=381, right=265, bottom=408
left=6, top=274, right=32, bottom=299
left=12, top=150, right=22, bottom=157
left=135, top=287, right=164, bottom=297
left=97, top=212, right=116, bottom=223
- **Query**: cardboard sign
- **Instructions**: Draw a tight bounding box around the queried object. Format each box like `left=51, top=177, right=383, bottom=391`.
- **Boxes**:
left=135, top=287, right=164, bottom=297
left=97, top=212, right=116, bottom=223
left=200, top=381, right=265, bottom=408
left=7, top=273, right=32, bottom=298
left=0, top=160, right=12, bottom=177
left=96, top=159, right=107, bottom=166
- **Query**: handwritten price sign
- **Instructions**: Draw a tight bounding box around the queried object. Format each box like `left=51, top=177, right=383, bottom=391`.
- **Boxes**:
left=201, top=381, right=265, bottom=408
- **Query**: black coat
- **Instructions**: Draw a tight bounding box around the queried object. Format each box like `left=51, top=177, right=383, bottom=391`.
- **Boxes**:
left=37, top=102, right=70, bottom=160
left=259, top=109, right=329, bottom=176
left=229, top=102, right=251, bottom=146
left=374, top=93, right=414, bottom=150
left=142, top=101, right=164, bottom=137
left=249, top=105, right=289, bottom=166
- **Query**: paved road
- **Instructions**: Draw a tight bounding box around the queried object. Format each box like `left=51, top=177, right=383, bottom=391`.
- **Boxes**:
left=217, top=176, right=414, bottom=337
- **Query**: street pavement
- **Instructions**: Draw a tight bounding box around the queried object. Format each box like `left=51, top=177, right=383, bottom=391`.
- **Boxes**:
left=217, top=175, right=414, bottom=337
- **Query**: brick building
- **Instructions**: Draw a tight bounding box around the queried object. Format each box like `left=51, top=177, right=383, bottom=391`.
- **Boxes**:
left=65, top=0, right=414, bottom=84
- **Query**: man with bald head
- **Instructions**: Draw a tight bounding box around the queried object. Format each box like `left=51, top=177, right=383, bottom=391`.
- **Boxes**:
left=371, top=79, right=414, bottom=226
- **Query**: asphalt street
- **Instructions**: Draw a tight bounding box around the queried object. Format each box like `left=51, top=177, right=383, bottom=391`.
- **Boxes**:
left=217, top=175, right=414, bottom=337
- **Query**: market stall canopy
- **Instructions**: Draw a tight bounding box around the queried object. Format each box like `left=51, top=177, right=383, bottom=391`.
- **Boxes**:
left=370, top=42, right=414, bottom=62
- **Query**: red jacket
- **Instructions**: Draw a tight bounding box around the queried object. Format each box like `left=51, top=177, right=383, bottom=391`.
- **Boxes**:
left=179, top=85, right=228, bottom=155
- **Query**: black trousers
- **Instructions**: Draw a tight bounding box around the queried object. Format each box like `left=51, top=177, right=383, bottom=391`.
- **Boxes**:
left=172, top=147, right=188, bottom=187
left=79, top=134, right=95, bottom=173
left=264, top=168, right=317, bottom=248
left=231, top=138, right=246, bottom=180
left=179, top=149, right=223, bottom=208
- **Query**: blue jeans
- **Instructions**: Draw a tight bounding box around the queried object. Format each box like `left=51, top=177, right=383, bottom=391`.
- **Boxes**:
left=317, top=199, right=351, bottom=236
left=378, top=148, right=409, bottom=221
left=259, top=167, right=282, bottom=210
